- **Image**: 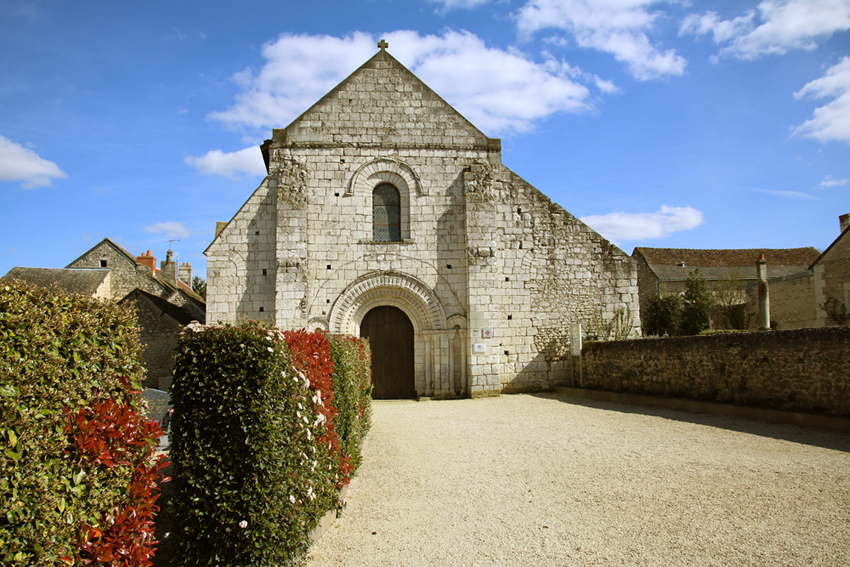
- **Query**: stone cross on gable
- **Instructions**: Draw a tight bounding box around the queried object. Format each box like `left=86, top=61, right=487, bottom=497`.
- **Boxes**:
left=378, top=39, right=388, bottom=50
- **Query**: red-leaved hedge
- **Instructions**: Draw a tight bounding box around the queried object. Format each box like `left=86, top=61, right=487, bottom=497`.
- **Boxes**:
left=0, top=281, right=168, bottom=566
left=169, top=322, right=371, bottom=566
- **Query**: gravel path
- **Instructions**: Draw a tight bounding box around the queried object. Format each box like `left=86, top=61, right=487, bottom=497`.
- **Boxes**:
left=304, top=393, right=850, bottom=567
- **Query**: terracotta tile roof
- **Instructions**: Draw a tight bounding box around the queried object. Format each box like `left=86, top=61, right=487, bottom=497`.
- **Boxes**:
left=634, top=247, right=820, bottom=268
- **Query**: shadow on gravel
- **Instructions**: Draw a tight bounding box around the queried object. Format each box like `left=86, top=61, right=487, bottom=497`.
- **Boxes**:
left=533, top=392, right=850, bottom=453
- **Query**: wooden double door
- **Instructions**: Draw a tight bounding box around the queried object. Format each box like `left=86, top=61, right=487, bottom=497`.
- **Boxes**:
left=360, top=305, right=416, bottom=399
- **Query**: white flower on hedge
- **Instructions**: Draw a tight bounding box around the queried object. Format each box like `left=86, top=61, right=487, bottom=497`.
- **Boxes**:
left=267, top=347, right=273, bottom=352
left=306, top=429, right=312, bottom=440
left=307, top=487, right=315, bottom=501
left=289, top=494, right=296, bottom=504
left=239, top=520, right=248, bottom=529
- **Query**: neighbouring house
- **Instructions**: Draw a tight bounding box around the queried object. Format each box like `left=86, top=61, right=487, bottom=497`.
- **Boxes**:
left=119, top=289, right=197, bottom=391
left=632, top=246, right=821, bottom=331
left=205, top=41, right=640, bottom=399
left=746, top=214, right=850, bottom=330
left=2, top=238, right=205, bottom=389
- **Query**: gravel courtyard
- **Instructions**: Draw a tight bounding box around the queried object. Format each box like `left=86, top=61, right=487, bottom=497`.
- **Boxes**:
left=305, top=393, right=850, bottom=567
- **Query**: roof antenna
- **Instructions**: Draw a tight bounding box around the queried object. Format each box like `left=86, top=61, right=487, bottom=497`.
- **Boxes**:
left=165, top=239, right=180, bottom=251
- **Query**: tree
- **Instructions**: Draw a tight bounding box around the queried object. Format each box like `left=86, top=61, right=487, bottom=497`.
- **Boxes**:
left=821, top=296, right=850, bottom=326
left=192, top=275, right=207, bottom=300
left=642, top=288, right=682, bottom=337
left=680, top=269, right=714, bottom=335
left=715, top=271, right=749, bottom=329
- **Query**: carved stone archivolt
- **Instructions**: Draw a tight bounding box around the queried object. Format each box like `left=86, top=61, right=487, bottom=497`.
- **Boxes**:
left=328, top=271, right=446, bottom=335
left=347, top=158, right=424, bottom=196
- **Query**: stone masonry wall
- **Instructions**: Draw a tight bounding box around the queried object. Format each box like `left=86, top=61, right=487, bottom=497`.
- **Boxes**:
left=68, top=241, right=166, bottom=300
left=745, top=273, right=817, bottom=330
left=581, top=327, right=850, bottom=417
left=464, top=162, right=640, bottom=395
left=206, top=180, right=277, bottom=323
left=814, top=231, right=850, bottom=325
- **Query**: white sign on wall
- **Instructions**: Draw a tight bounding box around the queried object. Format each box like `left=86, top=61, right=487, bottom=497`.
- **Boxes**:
left=473, top=343, right=486, bottom=353
left=570, top=323, right=582, bottom=356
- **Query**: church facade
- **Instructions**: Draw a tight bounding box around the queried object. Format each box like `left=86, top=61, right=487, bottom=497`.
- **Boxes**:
left=206, top=44, right=640, bottom=398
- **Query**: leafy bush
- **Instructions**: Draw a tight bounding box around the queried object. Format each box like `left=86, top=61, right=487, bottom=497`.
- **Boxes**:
left=327, top=334, right=372, bottom=480
left=643, top=289, right=683, bottom=337
left=0, top=281, right=166, bottom=566
left=681, top=269, right=715, bottom=336
left=169, top=323, right=371, bottom=566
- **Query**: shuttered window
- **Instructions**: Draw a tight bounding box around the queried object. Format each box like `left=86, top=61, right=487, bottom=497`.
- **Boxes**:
left=373, top=183, right=401, bottom=242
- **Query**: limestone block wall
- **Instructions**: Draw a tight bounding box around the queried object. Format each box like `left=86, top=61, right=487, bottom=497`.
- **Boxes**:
left=206, top=181, right=277, bottom=323
left=264, top=145, right=479, bottom=398
left=463, top=162, right=641, bottom=396
left=581, top=327, right=850, bottom=417
left=814, top=232, right=850, bottom=325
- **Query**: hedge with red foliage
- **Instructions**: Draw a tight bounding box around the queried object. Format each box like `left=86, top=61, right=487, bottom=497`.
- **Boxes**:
left=169, top=322, right=371, bottom=566
left=0, top=281, right=167, bottom=566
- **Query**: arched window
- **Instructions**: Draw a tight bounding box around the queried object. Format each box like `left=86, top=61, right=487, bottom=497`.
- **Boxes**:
left=373, top=183, right=401, bottom=242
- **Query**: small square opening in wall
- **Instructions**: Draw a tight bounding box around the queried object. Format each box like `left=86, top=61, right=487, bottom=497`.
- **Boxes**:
left=517, top=208, right=522, bottom=215
left=100, top=260, right=107, bottom=267
left=327, top=265, right=331, bottom=270
left=446, top=264, right=452, bottom=269
left=259, top=307, right=264, bottom=312
left=504, top=351, right=509, bottom=356
left=505, top=277, right=510, bottom=282
left=334, top=192, right=340, bottom=197
left=326, top=299, right=330, bottom=304
left=507, top=315, right=512, bottom=320
left=255, top=230, right=260, bottom=235
left=262, top=269, right=267, bottom=276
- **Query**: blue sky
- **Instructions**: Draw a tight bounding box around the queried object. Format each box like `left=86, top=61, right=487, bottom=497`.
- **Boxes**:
left=1, top=0, right=848, bottom=280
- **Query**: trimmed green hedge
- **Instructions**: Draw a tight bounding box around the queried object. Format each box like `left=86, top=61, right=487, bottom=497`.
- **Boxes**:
left=0, top=281, right=166, bottom=565
left=169, top=322, right=371, bottom=566
left=328, top=334, right=372, bottom=479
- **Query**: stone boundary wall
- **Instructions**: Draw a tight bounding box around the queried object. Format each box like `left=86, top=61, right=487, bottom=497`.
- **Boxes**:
left=581, top=327, right=850, bottom=417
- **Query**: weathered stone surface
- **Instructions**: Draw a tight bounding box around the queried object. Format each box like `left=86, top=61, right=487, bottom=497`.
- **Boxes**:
left=581, top=327, right=850, bottom=417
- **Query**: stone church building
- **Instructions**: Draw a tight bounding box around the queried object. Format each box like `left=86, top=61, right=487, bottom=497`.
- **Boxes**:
left=206, top=42, right=639, bottom=399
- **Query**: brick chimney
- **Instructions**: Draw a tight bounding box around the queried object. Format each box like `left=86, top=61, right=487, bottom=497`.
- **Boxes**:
left=136, top=250, right=156, bottom=271
left=160, top=249, right=178, bottom=286
left=179, top=262, right=193, bottom=287
left=840, top=213, right=850, bottom=234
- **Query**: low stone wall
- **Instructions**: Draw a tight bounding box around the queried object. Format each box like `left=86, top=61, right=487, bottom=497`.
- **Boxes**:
left=581, top=327, right=850, bottom=417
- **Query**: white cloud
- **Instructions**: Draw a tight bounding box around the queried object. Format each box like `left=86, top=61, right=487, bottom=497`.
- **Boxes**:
left=681, top=0, right=850, bottom=60
left=185, top=146, right=267, bottom=178
left=144, top=222, right=192, bottom=239
left=820, top=175, right=849, bottom=187
left=208, top=30, right=595, bottom=135
left=515, top=0, right=687, bottom=80
left=580, top=205, right=704, bottom=241
left=430, top=0, right=491, bottom=10
left=793, top=57, right=850, bottom=143
left=0, top=135, right=67, bottom=189
left=752, top=188, right=817, bottom=199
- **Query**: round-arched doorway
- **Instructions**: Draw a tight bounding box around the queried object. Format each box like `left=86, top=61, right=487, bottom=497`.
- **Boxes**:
left=360, top=305, right=415, bottom=399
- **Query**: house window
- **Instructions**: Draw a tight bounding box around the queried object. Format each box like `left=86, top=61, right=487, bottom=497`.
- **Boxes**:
left=373, top=183, right=401, bottom=242
left=100, top=260, right=107, bottom=267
